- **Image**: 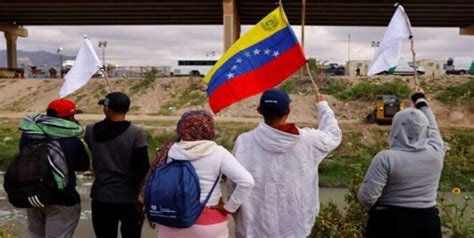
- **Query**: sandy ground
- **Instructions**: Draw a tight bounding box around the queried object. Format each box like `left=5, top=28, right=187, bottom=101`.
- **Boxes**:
left=0, top=76, right=472, bottom=126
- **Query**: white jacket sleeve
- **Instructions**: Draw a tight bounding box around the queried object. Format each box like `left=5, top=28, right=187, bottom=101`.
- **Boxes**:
left=303, top=101, right=342, bottom=163
left=220, top=149, right=255, bottom=213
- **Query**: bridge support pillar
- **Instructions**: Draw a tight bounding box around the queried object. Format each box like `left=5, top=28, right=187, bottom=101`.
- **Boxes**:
left=5, top=32, right=18, bottom=69
left=223, top=0, right=240, bottom=51
left=0, top=23, right=28, bottom=69
left=460, top=25, right=474, bottom=35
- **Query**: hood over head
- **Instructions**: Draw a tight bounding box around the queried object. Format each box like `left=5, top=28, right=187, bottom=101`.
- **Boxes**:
left=389, top=108, right=430, bottom=151
left=253, top=122, right=300, bottom=154
left=19, top=113, right=83, bottom=139
left=168, top=140, right=218, bottom=161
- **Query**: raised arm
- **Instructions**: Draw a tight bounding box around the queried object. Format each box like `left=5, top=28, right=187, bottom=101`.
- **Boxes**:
left=304, top=96, right=342, bottom=161
left=411, top=88, right=445, bottom=156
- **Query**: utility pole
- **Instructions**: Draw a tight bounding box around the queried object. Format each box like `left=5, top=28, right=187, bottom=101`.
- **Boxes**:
left=99, top=41, right=107, bottom=72
left=57, top=47, right=63, bottom=78
left=348, top=34, right=351, bottom=76
left=371, top=40, right=380, bottom=55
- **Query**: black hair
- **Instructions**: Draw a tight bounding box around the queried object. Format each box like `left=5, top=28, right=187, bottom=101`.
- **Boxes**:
left=107, top=107, right=129, bottom=114
left=260, top=107, right=290, bottom=121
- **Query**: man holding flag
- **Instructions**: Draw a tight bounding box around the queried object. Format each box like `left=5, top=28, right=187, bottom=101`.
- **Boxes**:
left=214, top=6, right=342, bottom=238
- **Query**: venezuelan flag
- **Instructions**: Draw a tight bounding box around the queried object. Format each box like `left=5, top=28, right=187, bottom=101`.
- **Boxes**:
left=204, top=7, right=306, bottom=113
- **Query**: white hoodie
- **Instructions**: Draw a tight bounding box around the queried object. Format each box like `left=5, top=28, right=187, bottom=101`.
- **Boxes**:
left=168, top=140, right=254, bottom=213
left=230, top=101, right=342, bottom=238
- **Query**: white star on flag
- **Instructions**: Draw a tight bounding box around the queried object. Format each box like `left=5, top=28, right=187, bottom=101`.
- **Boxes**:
left=245, top=52, right=252, bottom=57
left=227, top=72, right=235, bottom=79
left=264, top=49, right=271, bottom=55
left=253, top=48, right=261, bottom=55
left=236, top=58, right=243, bottom=63
left=273, top=50, right=280, bottom=57
left=231, top=65, right=238, bottom=71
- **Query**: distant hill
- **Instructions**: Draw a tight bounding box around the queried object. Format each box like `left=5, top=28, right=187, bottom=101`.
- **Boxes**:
left=0, top=50, right=75, bottom=67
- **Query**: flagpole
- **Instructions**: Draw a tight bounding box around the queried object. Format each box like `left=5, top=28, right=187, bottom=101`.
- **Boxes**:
left=305, top=63, right=321, bottom=96
left=300, top=0, right=306, bottom=81
left=101, top=67, right=113, bottom=92
left=278, top=0, right=321, bottom=96
left=397, top=3, right=418, bottom=86
left=83, top=34, right=113, bottom=91
left=409, top=37, right=418, bottom=86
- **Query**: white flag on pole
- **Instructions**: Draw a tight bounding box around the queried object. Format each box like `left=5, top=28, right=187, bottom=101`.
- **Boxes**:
left=368, top=5, right=412, bottom=76
left=59, top=37, right=102, bottom=98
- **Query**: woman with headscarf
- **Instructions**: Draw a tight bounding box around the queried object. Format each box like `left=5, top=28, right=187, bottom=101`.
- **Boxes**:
left=358, top=88, right=445, bottom=238
left=140, top=110, right=254, bottom=238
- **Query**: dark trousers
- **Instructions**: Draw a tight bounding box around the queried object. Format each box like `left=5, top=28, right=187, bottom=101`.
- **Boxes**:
left=91, top=200, right=143, bottom=238
left=365, top=206, right=442, bottom=238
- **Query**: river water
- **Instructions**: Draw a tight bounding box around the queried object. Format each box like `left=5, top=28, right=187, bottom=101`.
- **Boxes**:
left=0, top=174, right=470, bottom=237
left=0, top=174, right=349, bottom=238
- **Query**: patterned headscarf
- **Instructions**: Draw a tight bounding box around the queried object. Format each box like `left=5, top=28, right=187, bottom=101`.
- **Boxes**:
left=177, top=110, right=215, bottom=141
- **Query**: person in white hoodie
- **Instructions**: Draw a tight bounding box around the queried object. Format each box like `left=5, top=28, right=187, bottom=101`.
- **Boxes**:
left=230, top=88, right=342, bottom=238
left=140, top=110, right=254, bottom=238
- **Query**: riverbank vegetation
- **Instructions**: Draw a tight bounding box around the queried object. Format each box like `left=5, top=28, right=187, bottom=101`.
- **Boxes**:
left=0, top=118, right=472, bottom=237
left=1, top=121, right=472, bottom=191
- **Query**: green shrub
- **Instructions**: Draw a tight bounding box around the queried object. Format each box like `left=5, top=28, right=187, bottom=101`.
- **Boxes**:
left=322, top=79, right=350, bottom=95
left=159, top=78, right=207, bottom=115
left=310, top=164, right=367, bottom=238
left=339, top=81, right=411, bottom=101
left=0, top=127, right=21, bottom=167
left=438, top=187, right=474, bottom=237
left=279, top=79, right=297, bottom=93
left=0, top=223, right=16, bottom=238
left=130, top=67, right=158, bottom=93
left=441, top=132, right=474, bottom=190
left=436, top=78, right=474, bottom=105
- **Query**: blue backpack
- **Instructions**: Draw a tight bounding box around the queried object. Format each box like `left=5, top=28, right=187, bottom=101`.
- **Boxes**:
left=144, top=159, right=220, bottom=228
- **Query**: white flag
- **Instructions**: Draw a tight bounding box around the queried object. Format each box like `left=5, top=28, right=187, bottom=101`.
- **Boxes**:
left=368, top=5, right=412, bottom=76
left=59, top=38, right=102, bottom=98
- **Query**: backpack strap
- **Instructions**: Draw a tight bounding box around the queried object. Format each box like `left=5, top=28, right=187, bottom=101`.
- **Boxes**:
left=202, top=173, right=221, bottom=206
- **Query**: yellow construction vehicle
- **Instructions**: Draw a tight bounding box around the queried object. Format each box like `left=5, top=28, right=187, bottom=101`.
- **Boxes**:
left=366, top=95, right=405, bottom=125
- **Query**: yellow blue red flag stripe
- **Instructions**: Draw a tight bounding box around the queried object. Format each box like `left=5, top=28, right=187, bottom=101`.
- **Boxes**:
left=204, top=7, right=306, bottom=113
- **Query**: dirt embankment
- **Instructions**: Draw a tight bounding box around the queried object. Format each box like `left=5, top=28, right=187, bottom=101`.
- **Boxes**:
left=0, top=76, right=472, bottom=126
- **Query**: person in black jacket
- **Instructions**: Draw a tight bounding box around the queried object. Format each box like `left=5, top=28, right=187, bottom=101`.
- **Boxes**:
left=85, top=92, right=149, bottom=238
left=19, top=99, right=89, bottom=238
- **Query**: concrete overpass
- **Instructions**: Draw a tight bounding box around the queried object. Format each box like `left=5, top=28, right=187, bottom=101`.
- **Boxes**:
left=1, top=0, right=473, bottom=69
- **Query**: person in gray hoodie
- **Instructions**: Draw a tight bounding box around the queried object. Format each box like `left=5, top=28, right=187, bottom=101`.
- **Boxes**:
left=358, top=87, right=445, bottom=238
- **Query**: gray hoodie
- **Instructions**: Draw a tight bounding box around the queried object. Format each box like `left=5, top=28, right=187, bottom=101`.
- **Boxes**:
left=358, top=106, right=445, bottom=209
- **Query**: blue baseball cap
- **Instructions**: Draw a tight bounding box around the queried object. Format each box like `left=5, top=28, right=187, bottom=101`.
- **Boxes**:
left=259, top=88, right=291, bottom=115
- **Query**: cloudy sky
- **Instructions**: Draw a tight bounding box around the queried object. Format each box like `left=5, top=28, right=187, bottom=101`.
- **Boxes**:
left=1, top=25, right=473, bottom=66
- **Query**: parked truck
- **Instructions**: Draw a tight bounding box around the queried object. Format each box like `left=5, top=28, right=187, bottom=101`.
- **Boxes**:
left=445, top=57, right=474, bottom=75
left=377, top=59, right=425, bottom=76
